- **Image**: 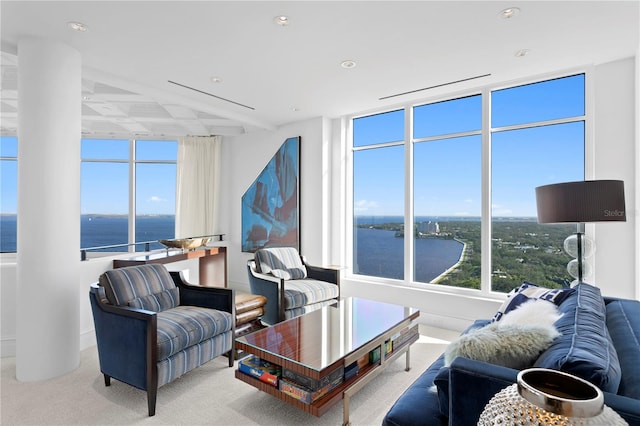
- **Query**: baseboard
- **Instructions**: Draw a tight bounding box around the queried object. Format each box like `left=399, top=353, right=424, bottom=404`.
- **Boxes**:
left=418, top=312, right=471, bottom=333
left=80, top=329, right=96, bottom=351
left=1, top=337, right=16, bottom=358
left=1, top=330, right=96, bottom=358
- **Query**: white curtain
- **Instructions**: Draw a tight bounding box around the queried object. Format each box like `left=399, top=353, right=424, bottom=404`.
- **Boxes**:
left=175, top=136, right=221, bottom=238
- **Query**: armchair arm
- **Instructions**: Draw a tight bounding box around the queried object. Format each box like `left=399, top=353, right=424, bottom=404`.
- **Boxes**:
left=301, top=256, right=340, bottom=289
left=169, top=271, right=234, bottom=315
left=247, top=260, right=286, bottom=325
left=89, top=284, right=157, bottom=392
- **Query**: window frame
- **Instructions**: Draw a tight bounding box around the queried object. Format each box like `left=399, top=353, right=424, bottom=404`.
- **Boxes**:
left=345, top=68, right=592, bottom=297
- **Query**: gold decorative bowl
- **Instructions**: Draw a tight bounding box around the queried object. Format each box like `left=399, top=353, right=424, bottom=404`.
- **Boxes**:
left=158, top=238, right=210, bottom=250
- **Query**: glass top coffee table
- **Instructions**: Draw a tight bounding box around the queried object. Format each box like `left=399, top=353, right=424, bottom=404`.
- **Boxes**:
left=235, top=297, right=420, bottom=425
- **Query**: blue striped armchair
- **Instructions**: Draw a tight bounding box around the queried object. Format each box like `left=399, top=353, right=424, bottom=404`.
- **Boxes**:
left=89, top=263, right=235, bottom=416
left=247, top=247, right=340, bottom=325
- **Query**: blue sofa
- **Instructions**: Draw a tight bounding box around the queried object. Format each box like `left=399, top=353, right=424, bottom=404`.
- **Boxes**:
left=382, top=283, right=640, bottom=426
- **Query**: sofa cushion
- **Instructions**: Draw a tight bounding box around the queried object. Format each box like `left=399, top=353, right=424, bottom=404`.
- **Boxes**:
left=283, top=279, right=339, bottom=309
left=99, top=264, right=179, bottom=312
left=255, top=247, right=307, bottom=280
left=156, top=306, right=233, bottom=361
left=492, top=281, right=574, bottom=322
left=533, top=282, right=622, bottom=393
left=606, top=299, right=640, bottom=399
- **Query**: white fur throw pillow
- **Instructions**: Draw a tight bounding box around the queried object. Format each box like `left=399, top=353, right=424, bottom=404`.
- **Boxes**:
left=498, top=298, right=562, bottom=328
left=444, top=322, right=560, bottom=369
left=444, top=300, right=562, bottom=369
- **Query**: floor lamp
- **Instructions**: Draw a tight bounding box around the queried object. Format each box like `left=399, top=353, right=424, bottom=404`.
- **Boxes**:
left=535, top=180, right=626, bottom=284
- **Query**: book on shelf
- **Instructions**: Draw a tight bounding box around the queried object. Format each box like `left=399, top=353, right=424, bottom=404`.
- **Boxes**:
left=344, top=362, right=359, bottom=381
left=282, top=365, right=344, bottom=392
left=369, top=347, right=381, bottom=363
left=238, top=355, right=281, bottom=387
left=279, top=374, right=343, bottom=404
left=391, top=324, right=419, bottom=349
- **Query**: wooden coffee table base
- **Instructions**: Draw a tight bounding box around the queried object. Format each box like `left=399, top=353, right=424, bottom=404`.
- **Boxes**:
left=235, top=299, right=419, bottom=425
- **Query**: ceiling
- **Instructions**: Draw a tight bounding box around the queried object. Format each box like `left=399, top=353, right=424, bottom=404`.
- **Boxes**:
left=1, top=1, right=638, bottom=138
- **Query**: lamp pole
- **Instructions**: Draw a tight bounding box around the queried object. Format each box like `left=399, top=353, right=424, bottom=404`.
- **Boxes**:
left=577, top=223, right=584, bottom=283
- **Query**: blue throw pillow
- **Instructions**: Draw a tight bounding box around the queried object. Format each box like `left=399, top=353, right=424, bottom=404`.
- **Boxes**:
left=492, top=281, right=574, bottom=322
left=533, top=282, right=622, bottom=393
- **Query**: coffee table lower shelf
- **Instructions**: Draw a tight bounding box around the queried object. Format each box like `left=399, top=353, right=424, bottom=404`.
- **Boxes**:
left=235, top=334, right=418, bottom=424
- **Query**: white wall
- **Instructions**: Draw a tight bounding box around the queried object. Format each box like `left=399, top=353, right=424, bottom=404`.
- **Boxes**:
left=592, top=57, right=637, bottom=298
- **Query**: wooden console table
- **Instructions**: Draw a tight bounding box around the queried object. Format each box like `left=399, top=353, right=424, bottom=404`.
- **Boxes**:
left=113, top=246, right=227, bottom=288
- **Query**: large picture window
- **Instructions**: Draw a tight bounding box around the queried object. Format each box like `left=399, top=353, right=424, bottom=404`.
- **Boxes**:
left=0, top=136, right=18, bottom=252
left=81, top=138, right=177, bottom=253
left=351, top=73, right=585, bottom=293
left=353, top=110, right=405, bottom=279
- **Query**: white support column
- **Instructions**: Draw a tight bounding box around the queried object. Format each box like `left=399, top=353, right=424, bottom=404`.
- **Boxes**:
left=16, top=38, right=81, bottom=381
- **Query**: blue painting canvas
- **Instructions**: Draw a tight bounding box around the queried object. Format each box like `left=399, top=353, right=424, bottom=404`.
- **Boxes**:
left=242, top=137, right=300, bottom=252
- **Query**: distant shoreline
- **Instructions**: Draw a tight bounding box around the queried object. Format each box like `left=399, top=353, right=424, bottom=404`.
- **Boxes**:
left=432, top=238, right=467, bottom=284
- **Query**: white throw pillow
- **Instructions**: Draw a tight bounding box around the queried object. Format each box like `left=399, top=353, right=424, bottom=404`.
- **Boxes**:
left=444, top=322, right=560, bottom=369
left=445, top=290, right=563, bottom=369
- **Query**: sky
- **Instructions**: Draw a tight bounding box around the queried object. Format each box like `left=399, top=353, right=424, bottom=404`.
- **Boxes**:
left=1, top=74, right=584, bottom=218
left=353, top=74, right=585, bottom=218
left=1, top=138, right=177, bottom=215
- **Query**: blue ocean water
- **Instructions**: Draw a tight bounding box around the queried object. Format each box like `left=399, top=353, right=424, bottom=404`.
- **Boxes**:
left=0, top=215, right=175, bottom=252
left=354, top=227, right=463, bottom=282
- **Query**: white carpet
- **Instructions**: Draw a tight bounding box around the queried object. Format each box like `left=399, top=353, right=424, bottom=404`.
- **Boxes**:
left=1, top=326, right=458, bottom=425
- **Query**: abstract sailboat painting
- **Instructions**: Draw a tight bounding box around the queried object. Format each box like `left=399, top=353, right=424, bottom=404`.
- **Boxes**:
left=242, top=136, right=300, bottom=252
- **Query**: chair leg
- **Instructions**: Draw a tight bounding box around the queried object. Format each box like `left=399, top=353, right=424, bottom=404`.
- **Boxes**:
left=104, top=374, right=111, bottom=386
left=147, top=388, right=157, bottom=417
left=227, top=350, right=234, bottom=367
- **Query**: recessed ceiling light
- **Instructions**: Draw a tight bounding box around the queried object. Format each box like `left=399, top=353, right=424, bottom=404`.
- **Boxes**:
left=210, top=76, right=223, bottom=84
left=274, top=15, right=289, bottom=26
left=68, top=21, right=88, bottom=32
left=515, top=49, right=530, bottom=57
left=341, top=60, right=357, bottom=69
left=291, top=107, right=300, bottom=112
left=499, top=7, right=520, bottom=19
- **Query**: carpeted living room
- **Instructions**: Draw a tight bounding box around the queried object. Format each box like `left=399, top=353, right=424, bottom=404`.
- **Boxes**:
left=1, top=1, right=639, bottom=425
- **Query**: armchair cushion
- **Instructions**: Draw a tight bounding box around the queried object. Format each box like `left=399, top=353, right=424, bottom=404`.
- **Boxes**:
left=157, top=331, right=233, bottom=387
left=99, top=264, right=179, bottom=312
left=157, top=306, right=233, bottom=360
left=129, top=287, right=180, bottom=311
left=255, top=247, right=307, bottom=280
left=284, top=279, right=340, bottom=309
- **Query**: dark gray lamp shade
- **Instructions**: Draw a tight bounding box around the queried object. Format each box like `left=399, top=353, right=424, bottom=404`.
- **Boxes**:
left=535, top=180, right=626, bottom=224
